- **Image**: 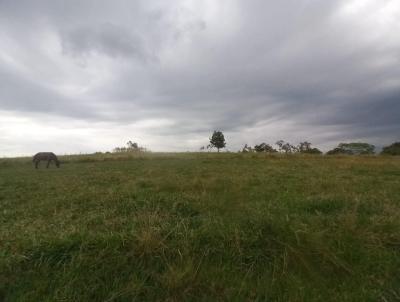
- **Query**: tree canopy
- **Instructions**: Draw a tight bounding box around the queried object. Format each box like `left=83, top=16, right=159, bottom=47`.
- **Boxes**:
left=209, top=131, right=226, bottom=152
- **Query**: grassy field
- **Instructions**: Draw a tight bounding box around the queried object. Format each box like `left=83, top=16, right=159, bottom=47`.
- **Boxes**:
left=1, top=153, right=400, bottom=301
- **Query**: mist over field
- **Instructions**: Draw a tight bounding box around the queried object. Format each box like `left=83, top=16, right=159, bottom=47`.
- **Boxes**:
left=1, top=0, right=399, bottom=155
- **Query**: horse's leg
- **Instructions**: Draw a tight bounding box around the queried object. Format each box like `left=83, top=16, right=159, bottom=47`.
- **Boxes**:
left=35, top=160, right=39, bottom=169
left=47, top=160, right=50, bottom=168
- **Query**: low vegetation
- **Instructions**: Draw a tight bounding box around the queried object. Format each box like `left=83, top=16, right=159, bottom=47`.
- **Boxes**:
left=1, top=153, right=400, bottom=301
left=381, top=142, right=400, bottom=155
left=327, top=143, right=376, bottom=155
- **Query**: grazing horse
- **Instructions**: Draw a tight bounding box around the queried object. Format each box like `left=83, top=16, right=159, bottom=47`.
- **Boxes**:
left=33, top=152, right=60, bottom=169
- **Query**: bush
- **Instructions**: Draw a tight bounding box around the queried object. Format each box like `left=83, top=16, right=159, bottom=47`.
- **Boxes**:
left=254, top=143, right=277, bottom=153
left=241, top=144, right=253, bottom=153
left=327, top=143, right=375, bottom=155
left=113, top=141, right=148, bottom=153
left=381, top=142, right=400, bottom=155
left=303, top=148, right=323, bottom=154
left=295, top=142, right=322, bottom=154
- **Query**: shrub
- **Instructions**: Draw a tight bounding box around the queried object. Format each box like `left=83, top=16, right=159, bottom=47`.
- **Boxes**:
left=304, top=148, right=323, bottom=154
left=241, top=144, right=253, bottom=153
left=327, top=142, right=375, bottom=155
left=381, top=142, right=400, bottom=155
left=113, top=141, right=148, bottom=153
left=326, top=147, right=351, bottom=155
left=297, top=142, right=322, bottom=154
left=254, top=143, right=277, bottom=153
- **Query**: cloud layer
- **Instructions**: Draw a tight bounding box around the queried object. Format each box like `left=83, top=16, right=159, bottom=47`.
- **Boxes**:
left=1, top=0, right=399, bottom=155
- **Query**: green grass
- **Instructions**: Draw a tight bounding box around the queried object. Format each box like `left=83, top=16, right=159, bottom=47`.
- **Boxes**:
left=1, top=153, right=400, bottom=301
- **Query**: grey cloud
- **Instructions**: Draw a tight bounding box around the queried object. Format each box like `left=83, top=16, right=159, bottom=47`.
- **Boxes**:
left=60, top=24, right=151, bottom=61
left=0, top=0, right=399, bottom=154
left=319, top=89, right=400, bottom=127
left=0, top=67, right=98, bottom=119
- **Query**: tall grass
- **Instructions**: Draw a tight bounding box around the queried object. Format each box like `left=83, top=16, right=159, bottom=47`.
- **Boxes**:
left=1, top=153, right=399, bottom=301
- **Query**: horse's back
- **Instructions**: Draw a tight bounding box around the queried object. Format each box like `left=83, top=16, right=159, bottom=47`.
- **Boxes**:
left=33, top=152, right=57, bottom=160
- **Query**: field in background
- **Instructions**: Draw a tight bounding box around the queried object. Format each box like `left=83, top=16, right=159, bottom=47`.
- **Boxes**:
left=1, top=153, right=400, bottom=301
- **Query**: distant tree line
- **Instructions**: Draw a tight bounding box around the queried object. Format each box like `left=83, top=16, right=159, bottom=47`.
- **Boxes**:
left=113, top=132, right=400, bottom=156
left=240, top=140, right=322, bottom=154
left=200, top=131, right=400, bottom=155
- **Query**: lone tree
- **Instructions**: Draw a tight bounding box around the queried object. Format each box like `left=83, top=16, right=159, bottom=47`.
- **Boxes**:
left=210, top=130, right=226, bottom=152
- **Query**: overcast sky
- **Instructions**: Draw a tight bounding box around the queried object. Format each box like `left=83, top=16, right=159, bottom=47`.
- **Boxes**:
left=1, top=0, right=399, bottom=156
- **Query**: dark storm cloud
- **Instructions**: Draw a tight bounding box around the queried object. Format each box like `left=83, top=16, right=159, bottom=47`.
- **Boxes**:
left=0, top=66, right=98, bottom=118
left=0, top=0, right=399, bottom=154
left=60, top=24, right=149, bottom=60
left=319, top=89, right=400, bottom=129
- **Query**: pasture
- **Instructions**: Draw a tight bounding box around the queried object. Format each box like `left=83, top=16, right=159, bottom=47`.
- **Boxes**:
left=1, top=153, right=399, bottom=301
